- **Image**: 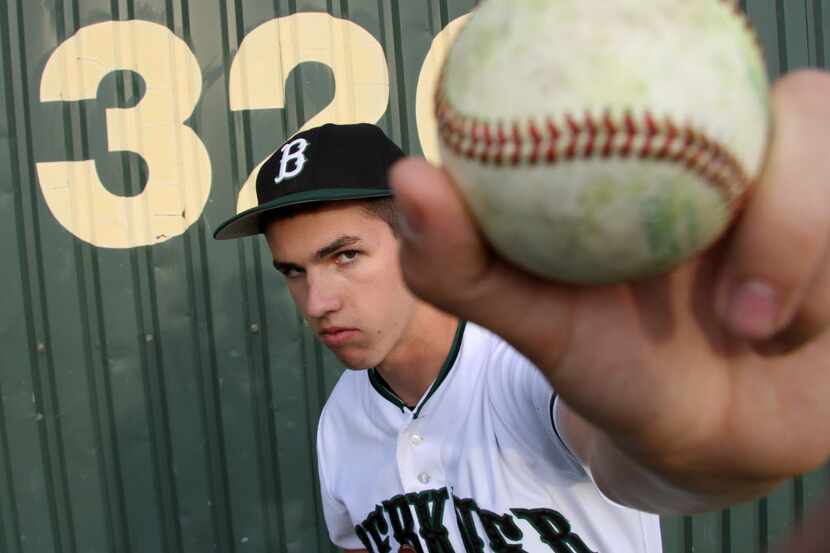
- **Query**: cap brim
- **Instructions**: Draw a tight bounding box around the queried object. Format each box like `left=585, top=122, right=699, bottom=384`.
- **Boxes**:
left=212, top=188, right=394, bottom=240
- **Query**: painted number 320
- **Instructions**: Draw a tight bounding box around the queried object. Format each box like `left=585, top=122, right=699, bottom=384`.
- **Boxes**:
left=36, top=13, right=468, bottom=249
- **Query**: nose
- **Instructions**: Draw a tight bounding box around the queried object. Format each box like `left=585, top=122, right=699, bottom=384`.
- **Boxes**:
left=303, top=272, right=342, bottom=320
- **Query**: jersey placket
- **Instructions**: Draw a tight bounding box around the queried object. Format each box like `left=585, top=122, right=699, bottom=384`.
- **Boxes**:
left=368, top=322, right=466, bottom=494
left=395, top=412, right=447, bottom=492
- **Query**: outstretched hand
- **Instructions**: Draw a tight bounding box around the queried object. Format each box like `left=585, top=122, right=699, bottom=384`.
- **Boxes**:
left=389, top=69, right=830, bottom=511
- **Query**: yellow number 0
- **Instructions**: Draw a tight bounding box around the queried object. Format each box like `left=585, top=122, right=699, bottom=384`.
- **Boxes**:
left=37, top=20, right=211, bottom=249
left=416, top=14, right=470, bottom=164
left=229, top=12, right=389, bottom=214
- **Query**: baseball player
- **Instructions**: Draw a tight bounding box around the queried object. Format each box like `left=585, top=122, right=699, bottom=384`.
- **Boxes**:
left=214, top=69, right=830, bottom=552
left=214, top=123, right=660, bottom=552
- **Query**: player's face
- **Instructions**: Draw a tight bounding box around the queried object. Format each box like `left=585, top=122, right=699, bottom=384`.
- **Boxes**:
left=265, top=202, right=417, bottom=369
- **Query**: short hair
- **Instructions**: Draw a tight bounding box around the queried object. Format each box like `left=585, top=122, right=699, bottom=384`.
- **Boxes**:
left=358, top=197, right=400, bottom=237
left=262, top=197, right=400, bottom=237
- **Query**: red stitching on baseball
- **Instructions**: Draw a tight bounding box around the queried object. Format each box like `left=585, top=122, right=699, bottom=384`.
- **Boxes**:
left=435, top=90, right=750, bottom=207
left=435, top=0, right=761, bottom=210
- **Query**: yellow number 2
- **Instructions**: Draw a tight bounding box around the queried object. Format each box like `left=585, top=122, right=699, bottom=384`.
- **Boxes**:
left=229, top=13, right=389, bottom=214
left=37, top=20, right=211, bottom=248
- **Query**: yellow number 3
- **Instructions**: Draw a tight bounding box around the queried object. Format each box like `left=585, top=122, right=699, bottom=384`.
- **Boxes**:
left=37, top=20, right=211, bottom=249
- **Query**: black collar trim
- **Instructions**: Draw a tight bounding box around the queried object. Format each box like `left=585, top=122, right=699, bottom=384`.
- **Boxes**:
left=368, top=369, right=409, bottom=412
left=367, top=321, right=467, bottom=415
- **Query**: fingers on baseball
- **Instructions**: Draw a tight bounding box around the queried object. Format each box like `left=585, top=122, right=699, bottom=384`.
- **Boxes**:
left=717, top=69, right=830, bottom=344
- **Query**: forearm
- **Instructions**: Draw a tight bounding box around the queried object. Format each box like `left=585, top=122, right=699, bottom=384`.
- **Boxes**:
left=558, top=401, right=787, bottom=515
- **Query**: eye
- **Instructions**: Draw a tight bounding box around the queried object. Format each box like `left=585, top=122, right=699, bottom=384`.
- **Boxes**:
left=276, top=265, right=304, bottom=279
left=335, top=250, right=360, bottom=265
left=283, top=267, right=303, bottom=279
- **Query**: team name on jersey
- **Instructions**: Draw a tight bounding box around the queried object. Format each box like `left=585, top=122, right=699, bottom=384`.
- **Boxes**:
left=354, top=488, right=597, bottom=553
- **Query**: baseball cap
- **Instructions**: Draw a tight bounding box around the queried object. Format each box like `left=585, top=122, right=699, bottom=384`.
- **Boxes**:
left=213, top=123, right=405, bottom=240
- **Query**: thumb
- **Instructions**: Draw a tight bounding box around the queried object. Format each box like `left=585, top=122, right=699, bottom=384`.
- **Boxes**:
left=389, top=157, right=573, bottom=364
left=389, top=157, right=490, bottom=309
left=716, top=70, right=830, bottom=340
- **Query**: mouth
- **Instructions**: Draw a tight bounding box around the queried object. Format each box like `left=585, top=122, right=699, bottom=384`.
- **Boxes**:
left=319, top=328, right=359, bottom=348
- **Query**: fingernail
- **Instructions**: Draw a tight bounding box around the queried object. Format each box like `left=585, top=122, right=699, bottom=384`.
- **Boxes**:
left=725, top=280, right=780, bottom=338
left=395, top=197, right=423, bottom=241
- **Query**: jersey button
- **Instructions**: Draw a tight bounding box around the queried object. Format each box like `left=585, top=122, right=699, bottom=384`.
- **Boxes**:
left=410, top=433, right=424, bottom=446
left=417, top=472, right=431, bottom=485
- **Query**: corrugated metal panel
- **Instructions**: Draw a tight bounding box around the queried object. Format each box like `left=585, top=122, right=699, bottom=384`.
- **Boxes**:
left=0, top=1, right=827, bottom=553
left=658, top=4, right=830, bottom=551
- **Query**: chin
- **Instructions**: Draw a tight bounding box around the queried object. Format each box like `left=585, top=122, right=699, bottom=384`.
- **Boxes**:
left=335, top=349, right=382, bottom=371
left=335, top=352, right=374, bottom=371
left=343, top=365, right=371, bottom=372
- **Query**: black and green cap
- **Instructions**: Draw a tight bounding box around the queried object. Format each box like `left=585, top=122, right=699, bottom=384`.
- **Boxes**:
left=213, top=123, right=405, bottom=240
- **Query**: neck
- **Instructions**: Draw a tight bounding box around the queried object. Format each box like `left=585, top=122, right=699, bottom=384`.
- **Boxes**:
left=375, top=304, right=460, bottom=408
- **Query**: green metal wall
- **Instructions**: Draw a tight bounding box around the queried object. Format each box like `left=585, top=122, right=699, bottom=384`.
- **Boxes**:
left=0, top=1, right=827, bottom=552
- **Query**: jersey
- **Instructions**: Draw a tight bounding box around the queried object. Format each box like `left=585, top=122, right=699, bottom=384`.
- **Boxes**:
left=316, top=321, right=662, bottom=552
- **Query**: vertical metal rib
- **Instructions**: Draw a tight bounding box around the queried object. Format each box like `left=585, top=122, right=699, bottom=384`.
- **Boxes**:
left=775, top=0, right=790, bottom=71
left=0, top=377, right=22, bottom=553
left=8, top=0, right=76, bottom=551
left=813, top=0, right=826, bottom=67
left=0, top=0, right=26, bottom=550
left=173, top=0, right=235, bottom=547
left=109, top=0, right=182, bottom=550
left=48, top=0, right=127, bottom=551
left=221, top=0, right=286, bottom=550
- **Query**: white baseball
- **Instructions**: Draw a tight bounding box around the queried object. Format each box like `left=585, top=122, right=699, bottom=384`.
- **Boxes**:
left=436, top=0, right=771, bottom=284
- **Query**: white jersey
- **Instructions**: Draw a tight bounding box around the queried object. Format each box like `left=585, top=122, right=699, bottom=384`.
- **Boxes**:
left=317, top=321, right=662, bottom=552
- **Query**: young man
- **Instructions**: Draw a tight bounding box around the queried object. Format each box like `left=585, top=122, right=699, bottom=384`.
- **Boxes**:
left=215, top=123, right=662, bottom=552
left=215, top=67, right=830, bottom=553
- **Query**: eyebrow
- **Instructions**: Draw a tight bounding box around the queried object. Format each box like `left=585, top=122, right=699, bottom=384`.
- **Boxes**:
left=272, top=235, right=363, bottom=273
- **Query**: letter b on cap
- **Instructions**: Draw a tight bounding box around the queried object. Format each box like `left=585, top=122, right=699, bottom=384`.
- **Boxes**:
left=274, top=138, right=309, bottom=184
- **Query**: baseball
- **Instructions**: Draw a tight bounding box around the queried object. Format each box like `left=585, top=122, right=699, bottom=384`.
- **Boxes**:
left=436, top=0, right=771, bottom=284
